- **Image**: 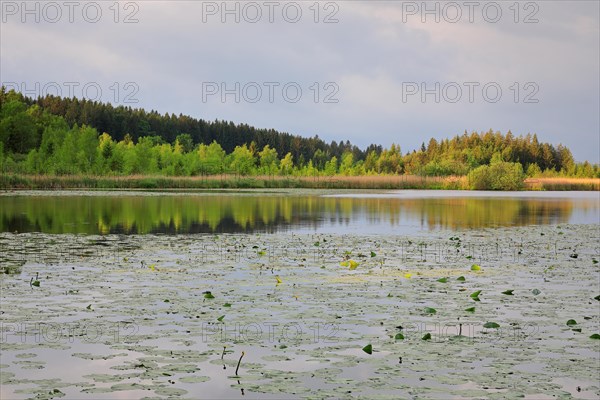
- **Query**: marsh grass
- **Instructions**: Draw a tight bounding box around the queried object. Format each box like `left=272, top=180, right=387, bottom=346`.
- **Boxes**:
left=524, top=177, right=600, bottom=191
left=1, top=173, right=597, bottom=191
left=0, top=173, right=468, bottom=190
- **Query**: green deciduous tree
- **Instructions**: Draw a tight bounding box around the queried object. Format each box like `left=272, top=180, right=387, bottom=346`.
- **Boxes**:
left=228, top=144, right=256, bottom=175
left=258, top=145, right=279, bottom=175
left=279, top=152, right=294, bottom=176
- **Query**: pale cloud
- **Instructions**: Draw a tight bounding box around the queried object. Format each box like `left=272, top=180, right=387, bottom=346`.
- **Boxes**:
left=0, top=0, right=598, bottom=162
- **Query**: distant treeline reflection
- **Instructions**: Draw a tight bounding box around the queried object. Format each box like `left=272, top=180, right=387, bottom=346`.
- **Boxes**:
left=0, top=195, right=590, bottom=234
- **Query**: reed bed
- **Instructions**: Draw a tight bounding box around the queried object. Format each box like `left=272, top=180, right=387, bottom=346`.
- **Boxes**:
left=524, top=177, right=600, bottom=191
left=1, top=173, right=597, bottom=191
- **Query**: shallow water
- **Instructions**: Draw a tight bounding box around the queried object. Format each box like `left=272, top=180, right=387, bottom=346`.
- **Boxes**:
left=1, top=222, right=599, bottom=399
left=0, top=190, right=598, bottom=234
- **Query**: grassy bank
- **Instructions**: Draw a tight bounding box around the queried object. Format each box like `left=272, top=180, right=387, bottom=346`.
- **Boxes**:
left=1, top=173, right=598, bottom=191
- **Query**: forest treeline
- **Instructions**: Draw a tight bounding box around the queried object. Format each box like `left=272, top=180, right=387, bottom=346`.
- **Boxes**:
left=1, top=88, right=598, bottom=189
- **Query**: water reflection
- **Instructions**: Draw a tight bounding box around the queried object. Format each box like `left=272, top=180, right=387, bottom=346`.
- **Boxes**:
left=0, top=192, right=598, bottom=234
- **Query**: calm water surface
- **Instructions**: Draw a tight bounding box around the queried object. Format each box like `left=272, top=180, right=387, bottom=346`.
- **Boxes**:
left=1, top=190, right=598, bottom=234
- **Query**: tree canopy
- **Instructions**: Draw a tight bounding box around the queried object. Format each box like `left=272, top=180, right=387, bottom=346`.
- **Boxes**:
left=1, top=87, right=597, bottom=181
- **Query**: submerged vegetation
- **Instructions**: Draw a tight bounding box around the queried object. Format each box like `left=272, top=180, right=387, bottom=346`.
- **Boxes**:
left=1, top=88, right=598, bottom=190
left=1, top=217, right=599, bottom=397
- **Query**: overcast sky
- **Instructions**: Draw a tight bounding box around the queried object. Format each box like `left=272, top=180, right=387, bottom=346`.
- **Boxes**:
left=1, top=1, right=598, bottom=162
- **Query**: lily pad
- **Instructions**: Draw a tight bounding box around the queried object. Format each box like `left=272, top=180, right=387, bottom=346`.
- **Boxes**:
left=470, top=290, right=482, bottom=301
left=362, top=344, right=372, bottom=354
left=483, top=322, right=500, bottom=329
left=179, top=375, right=211, bottom=383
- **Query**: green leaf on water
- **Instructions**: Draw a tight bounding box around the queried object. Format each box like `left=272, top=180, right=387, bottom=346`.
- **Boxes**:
left=86, top=304, right=92, bottom=310
left=217, top=315, right=225, bottom=322
left=395, top=333, right=404, bottom=340
left=483, top=322, right=500, bottom=329
left=424, top=307, right=437, bottom=314
left=422, top=333, right=432, bottom=340
left=163, top=299, right=170, bottom=303
left=370, top=251, right=376, bottom=257
left=223, top=303, right=232, bottom=307
left=502, top=290, right=514, bottom=295
left=566, top=319, right=577, bottom=326
left=594, top=295, right=600, bottom=301
left=470, top=290, right=482, bottom=300
left=532, top=289, right=541, bottom=296
left=437, top=278, right=448, bottom=283
left=204, top=292, right=215, bottom=299
left=387, top=293, right=393, bottom=297
left=471, top=264, right=481, bottom=271
left=590, top=334, right=600, bottom=340
left=572, top=328, right=582, bottom=333
left=465, top=307, right=476, bottom=312
left=456, top=276, right=466, bottom=281
left=362, top=344, right=372, bottom=354
left=31, top=280, right=40, bottom=287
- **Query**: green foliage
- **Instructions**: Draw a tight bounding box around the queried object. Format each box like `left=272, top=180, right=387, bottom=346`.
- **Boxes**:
left=279, top=152, right=294, bottom=176
left=1, top=88, right=596, bottom=182
left=228, top=144, right=256, bottom=175
left=0, top=99, right=38, bottom=154
left=0, top=141, right=4, bottom=172
left=324, top=156, right=338, bottom=176
left=362, top=344, right=372, bottom=354
left=468, top=162, right=524, bottom=190
left=175, top=133, right=194, bottom=153
left=526, top=163, right=542, bottom=177
left=258, top=144, right=279, bottom=175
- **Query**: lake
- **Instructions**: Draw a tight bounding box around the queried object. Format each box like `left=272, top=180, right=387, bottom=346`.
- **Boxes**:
left=1, top=190, right=599, bottom=399
left=0, top=190, right=598, bottom=234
